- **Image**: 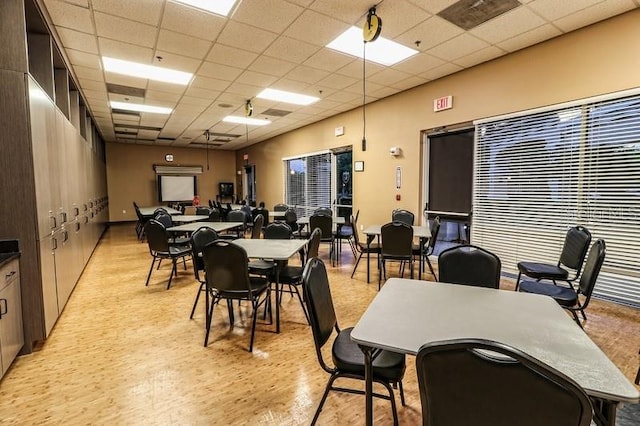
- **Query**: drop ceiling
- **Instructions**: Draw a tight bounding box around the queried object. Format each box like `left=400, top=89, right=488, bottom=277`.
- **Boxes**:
left=39, top=0, right=640, bottom=150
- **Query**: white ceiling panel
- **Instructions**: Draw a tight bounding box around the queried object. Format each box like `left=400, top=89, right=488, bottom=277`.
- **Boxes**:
left=39, top=0, right=639, bottom=150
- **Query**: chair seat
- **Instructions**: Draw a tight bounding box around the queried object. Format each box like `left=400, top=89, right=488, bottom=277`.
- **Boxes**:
left=517, top=261, right=568, bottom=280
left=217, top=276, right=269, bottom=299
left=269, top=265, right=302, bottom=284
left=168, top=245, right=191, bottom=256
left=171, top=236, right=190, bottom=245
left=332, top=327, right=405, bottom=382
left=518, top=280, right=578, bottom=306
left=248, top=259, right=274, bottom=273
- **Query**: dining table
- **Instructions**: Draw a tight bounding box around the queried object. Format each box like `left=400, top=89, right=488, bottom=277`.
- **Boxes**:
left=170, top=214, right=210, bottom=223
left=232, top=238, right=308, bottom=333
left=138, top=206, right=181, bottom=216
left=351, top=278, right=640, bottom=426
left=166, top=221, right=244, bottom=234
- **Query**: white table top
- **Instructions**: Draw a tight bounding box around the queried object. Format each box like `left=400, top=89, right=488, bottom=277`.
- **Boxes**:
left=139, top=206, right=181, bottom=216
left=269, top=211, right=287, bottom=217
left=363, top=224, right=430, bottom=239
left=351, top=278, right=640, bottom=403
left=167, top=222, right=244, bottom=233
left=170, top=215, right=210, bottom=223
left=232, top=238, right=307, bottom=260
left=298, top=216, right=346, bottom=225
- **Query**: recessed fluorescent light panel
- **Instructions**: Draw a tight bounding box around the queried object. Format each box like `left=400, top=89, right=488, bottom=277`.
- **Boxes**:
left=327, top=27, right=418, bottom=66
left=256, top=88, right=319, bottom=106
left=223, top=116, right=270, bottom=126
left=170, top=0, right=238, bottom=17
left=102, top=57, right=192, bottom=85
left=110, top=101, right=172, bottom=114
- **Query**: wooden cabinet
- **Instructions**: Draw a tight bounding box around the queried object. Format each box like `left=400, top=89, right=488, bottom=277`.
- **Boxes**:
left=0, top=258, right=24, bottom=377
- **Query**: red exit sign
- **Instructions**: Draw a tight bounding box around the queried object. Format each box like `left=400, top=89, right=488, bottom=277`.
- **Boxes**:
left=433, top=95, right=453, bottom=112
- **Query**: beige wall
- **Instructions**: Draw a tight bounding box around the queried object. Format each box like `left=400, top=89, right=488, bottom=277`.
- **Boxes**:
left=235, top=10, right=640, bottom=229
left=107, top=143, right=236, bottom=222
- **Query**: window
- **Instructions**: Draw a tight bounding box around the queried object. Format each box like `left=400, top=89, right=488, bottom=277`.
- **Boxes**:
left=284, top=151, right=332, bottom=217
left=473, top=92, right=640, bottom=307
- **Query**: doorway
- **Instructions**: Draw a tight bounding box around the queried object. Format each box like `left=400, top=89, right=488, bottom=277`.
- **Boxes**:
left=243, top=164, right=256, bottom=205
left=333, top=149, right=352, bottom=221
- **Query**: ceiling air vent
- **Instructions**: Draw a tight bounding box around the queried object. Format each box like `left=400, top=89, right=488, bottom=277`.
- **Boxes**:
left=262, top=108, right=292, bottom=117
left=106, top=83, right=146, bottom=98
left=114, top=124, right=163, bottom=132
left=156, top=137, right=176, bottom=142
left=111, top=109, right=140, bottom=117
left=438, top=0, right=521, bottom=30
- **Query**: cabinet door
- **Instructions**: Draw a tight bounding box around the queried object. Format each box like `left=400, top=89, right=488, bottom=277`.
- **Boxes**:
left=39, top=235, right=59, bottom=337
left=0, top=261, right=24, bottom=376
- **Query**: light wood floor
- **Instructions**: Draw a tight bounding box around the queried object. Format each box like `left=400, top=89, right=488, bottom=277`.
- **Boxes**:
left=0, top=224, right=638, bottom=425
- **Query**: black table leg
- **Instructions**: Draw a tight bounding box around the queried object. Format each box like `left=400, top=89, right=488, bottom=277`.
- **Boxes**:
left=592, top=397, right=618, bottom=426
left=359, top=344, right=376, bottom=426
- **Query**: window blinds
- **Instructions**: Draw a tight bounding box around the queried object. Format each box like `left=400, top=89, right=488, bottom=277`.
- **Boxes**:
left=284, top=152, right=332, bottom=217
left=473, top=94, right=640, bottom=307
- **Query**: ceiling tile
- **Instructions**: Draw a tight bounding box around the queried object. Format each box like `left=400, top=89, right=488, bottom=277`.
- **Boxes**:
left=527, top=0, right=605, bottom=21
left=309, top=0, right=376, bottom=25
left=284, top=10, right=349, bottom=46
left=206, top=44, right=259, bottom=68
left=94, top=12, right=157, bottom=48
left=325, top=91, right=360, bottom=103
left=152, top=51, right=202, bottom=74
left=198, top=62, right=244, bottom=81
left=147, top=80, right=189, bottom=94
left=553, top=0, right=636, bottom=33
left=453, top=45, right=507, bottom=68
left=78, top=78, right=107, bottom=92
left=92, top=0, right=163, bottom=26
left=180, top=96, right=216, bottom=107
left=343, top=80, right=385, bottom=95
left=335, top=60, right=384, bottom=79
left=367, top=68, right=412, bottom=86
left=420, top=62, right=463, bottom=81
left=367, top=86, right=399, bottom=99
left=98, top=37, right=153, bottom=63
left=248, top=56, right=297, bottom=77
left=235, top=70, right=278, bottom=87
left=396, top=16, right=464, bottom=51
left=216, top=21, right=278, bottom=54
left=285, top=65, right=331, bottom=84
left=145, top=90, right=183, bottom=103
left=157, top=30, right=212, bottom=60
left=233, top=0, right=304, bottom=32
left=316, top=73, right=359, bottom=90
left=407, top=0, right=458, bottom=14
left=390, top=75, right=429, bottom=91
left=225, top=81, right=264, bottom=97
left=496, top=23, right=562, bottom=52
left=374, top=0, right=432, bottom=38
left=392, top=52, right=446, bottom=75
left=184, top=85, right=221, bottom=100
left=43, top=0, right=94, bottom=33
left=428, top=34, right=490, bottom=61
left=303, top=48, right=355, bottom=72
left=73, top=64, right=104, bottom=81
left=263, top=36, right=321, bottom=63
left=160, top=1, right=227, bottom=42
left=191, top=76, right=232, bottom=92
left=270, top=78, right=311, bottom=93
left=66, top=49, right=101, bottom=69
left=470, top=6, right=547, bottom=44
left=104, top=73, right=147, bottom=88
left=56, top=27, right=98, bottom=54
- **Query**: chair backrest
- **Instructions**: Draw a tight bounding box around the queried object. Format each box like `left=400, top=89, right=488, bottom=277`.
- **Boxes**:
left=438, top=244, right=501, bottom=288
left=273, top=203, right=288, bottom=212
left=314, top=207, right=333, bottom=217
left=208, top=208, right=221, bottom=222
left=144, top=219, right=170, bottom=253
left=263, top=222, right=292, bottom=239
left=392, top=209, right=415, bottom=226
left=202, top=240, right=252, bottom=294
left=427, top=216, right=441, bottom=254
left=302, top=257, right=337, bottom=372
left=559, top=226, right=592, bottom=272
left=191, top=227, right=219, bottom=281
left=577, top=239, right=606, bottom=307
left=196, top=207, right=210, bottom=216
left=416, top=339, right=592, bottom=426
left=251, top=214, right=264, bottom=239
left=241, top=204, right=253, bottom=223
left=350, top=214, right=361, bottom=246
left=153, top=207, right=168, bottom=216
left=226, top=209, right=246, bottom=226
left=284, top=208, right=299, bottom=232
left=381, top=221, right=413, bottom=257
left=307, top=228, right=322, bottom=259
left=252, top=207, right=269, bottom=225
left=309, top=214, right=333, bottom=241
left=154, top=211, right=173, bottom=228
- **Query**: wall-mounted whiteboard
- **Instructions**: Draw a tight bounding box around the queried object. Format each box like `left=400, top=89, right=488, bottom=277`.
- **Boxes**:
left=157, top=175, right=197, bottom=202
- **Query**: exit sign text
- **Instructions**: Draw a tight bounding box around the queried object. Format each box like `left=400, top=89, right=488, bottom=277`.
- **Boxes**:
left=434, top=95, right=453, bottom=112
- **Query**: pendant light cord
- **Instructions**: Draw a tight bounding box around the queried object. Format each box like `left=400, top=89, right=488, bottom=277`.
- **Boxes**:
left=362, top=40, right=367, bottom=151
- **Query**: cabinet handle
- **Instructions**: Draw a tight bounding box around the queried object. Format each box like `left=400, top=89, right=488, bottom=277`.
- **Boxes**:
left=51, top=237, right=58, bottom=251
left=84, top=216, right=89, bottom=224
left=75, top=222, right=81, bottom=232
left=5, top=271, right=16, bottom=281
left=74, top=207, right=80, bottom=216
left=63, top=231, right=69, bottom=242
left=50, top=215, right=57, bottom=229
left=0, top=299, right=7, bottom=318
left=60, top=211, right=68, bottom=223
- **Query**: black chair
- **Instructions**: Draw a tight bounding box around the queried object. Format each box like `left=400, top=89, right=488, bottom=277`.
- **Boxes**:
left=189, top=227, right=218, bottom=319
left=380, top=222, right=414, bottom=289
left=155, top=211, right=189, bottom=245
left=391, top=209, right=414, bottom=226
left=283, top=208, right=299, bottom=234
left=251, top=214, right=264, bottom=239
left=302, top=258, right=406, bottom=425
left=413, top=216, right=440, bottom=278
left=225, top=210, right=247, bottom=238
left=415, top=339, right=592, bottom=426
left=202, top=240, right=270, bottom=351
left=208, top=208, right=221, bottom=222
left=248, top=221, right=293, bottom=276
left=314, top=207, right=332, bottom=217
left=516, top=226, right=592, bottom=291
left=519, top=239, right=606, bottom=328
left=143, top=219, right=191, bottom=289
left=195, top=207, right=210, bottom=216
left=133, top=201, right=152, bottom=241
left=273, top=203, right=288, bottom=212
left=309, top=214, right=335, bottom=266
left=438, top=244, right=501, bottom=289
left=351, top=214, right=381, bottom=279
left=252, top=207, right=270, bottom=226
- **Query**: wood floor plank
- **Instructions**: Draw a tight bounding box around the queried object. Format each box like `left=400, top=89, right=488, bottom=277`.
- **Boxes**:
left=0, top=224, right=637, bottom=424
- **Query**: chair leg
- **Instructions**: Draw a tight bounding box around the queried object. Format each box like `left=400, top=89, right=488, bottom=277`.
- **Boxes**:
left=248, top=296, right=262, bottom=352
left=515, top=271, right=522, bottom=291
left=398, top=380, right=405, bottom=406
left=189, top=282, right=205, bottom=319
left=570, top=310, right=583, bottom=328
left=379, top=380, right=399, bottom=426
left=426, top=256, right=436, bottom=278
left=293, top=285, right=310, bottom=325
left=351, top=253, right=363, bottom=278
left=145, top=257, right=156, bottom=286
left=204, top=294, right=216, bottom=347
left=167, top=259, right=177, bottom=290
left=311, top=374, right=340, bottom=425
